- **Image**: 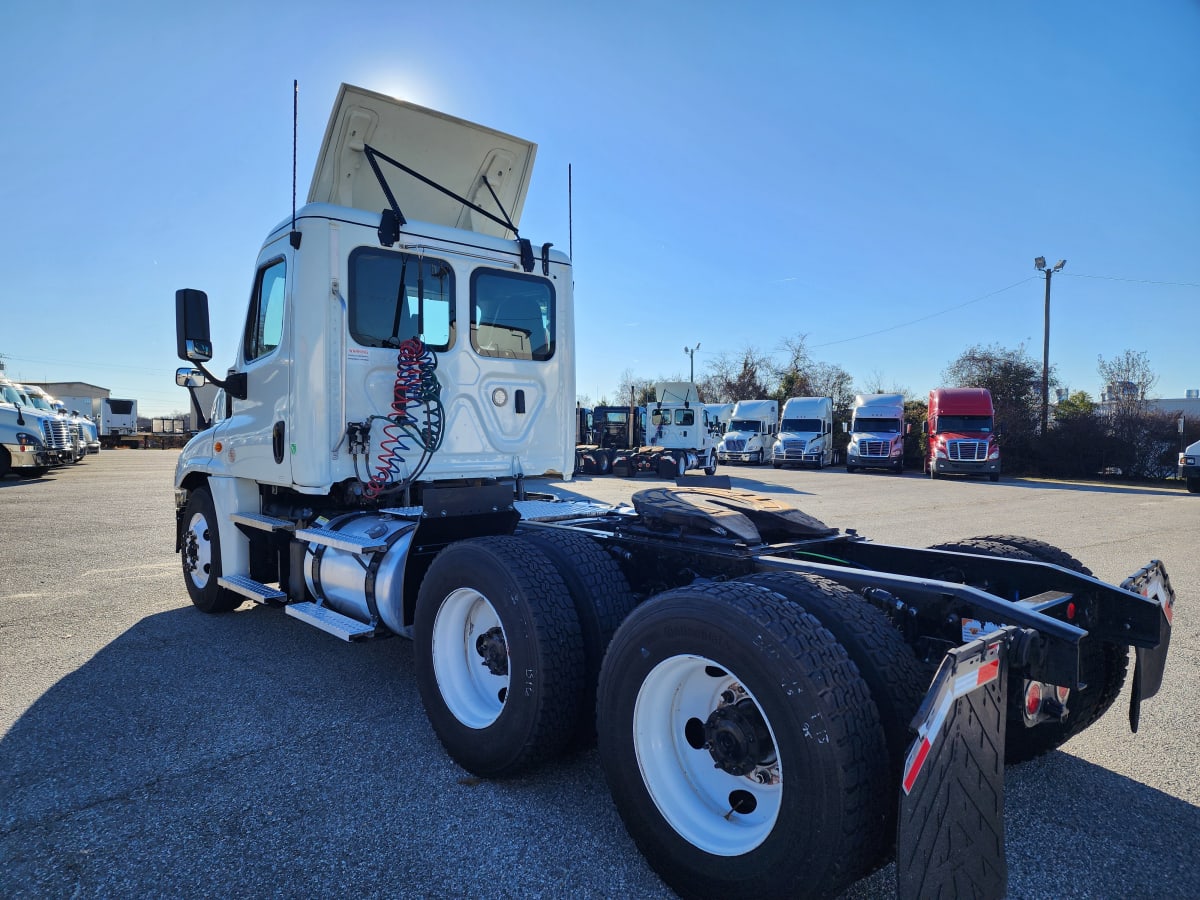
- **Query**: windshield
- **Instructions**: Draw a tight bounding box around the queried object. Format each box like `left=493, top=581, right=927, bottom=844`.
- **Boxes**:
left=781, top=418, right=822, bottom=433
left=936, top=415, right=993, bottom=433
left=1, top=385, right=23, bottom=405
left=27, top=395, right=54, bottom=412
left=854, top=416, right=900, bottom=433
left=729, top=419, right=762, bottom=433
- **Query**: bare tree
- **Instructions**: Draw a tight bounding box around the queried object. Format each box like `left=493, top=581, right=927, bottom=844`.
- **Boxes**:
left=1097, top=350, right=1165, bottom=477
left=701, top=347, right=775, bottom=403
left=858, top=371, right=910, bottom=398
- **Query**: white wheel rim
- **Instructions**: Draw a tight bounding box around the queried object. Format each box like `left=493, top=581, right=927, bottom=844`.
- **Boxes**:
left=185, top=511, right=213, bottom=589
left=633, top=654, right=782, bottom=856
left=431, top=587, right=509, bottom=728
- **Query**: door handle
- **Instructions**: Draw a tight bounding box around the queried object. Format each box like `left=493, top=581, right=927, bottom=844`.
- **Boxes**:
left=273, top=421, right=285, bottom=464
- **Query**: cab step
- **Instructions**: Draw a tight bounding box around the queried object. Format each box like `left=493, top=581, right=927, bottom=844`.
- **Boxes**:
left=218, top=574, right=287, bottom=603
left=285, top=602, right=376, bottom=641
left=294, top=526, right=389, bottom=555
left=230, top=512, right=296, bottom=532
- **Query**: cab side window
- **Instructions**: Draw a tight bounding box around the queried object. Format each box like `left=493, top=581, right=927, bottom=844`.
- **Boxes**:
left=675, top=409, right=695, bottom=426
left=244, top=259, right=286, bottom=363
left=471, top=269, right=555, bottom=361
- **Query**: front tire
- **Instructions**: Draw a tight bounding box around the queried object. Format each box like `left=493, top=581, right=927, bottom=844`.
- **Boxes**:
left=180, top=487, right=241, bottom=613
left=1187, top=477, right=1199, bottom=494
left=414, top=536, right=585, bottom=777
left=597, top=582, right=888, bottom=898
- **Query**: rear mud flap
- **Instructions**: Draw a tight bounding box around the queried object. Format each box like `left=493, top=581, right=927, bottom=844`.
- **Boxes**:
left=897, top=628, right=1014, bottom=900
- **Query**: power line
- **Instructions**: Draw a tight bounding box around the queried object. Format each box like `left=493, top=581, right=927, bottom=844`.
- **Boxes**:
left=810, top=277, right=1038, bottom=349
left=1062, top=273, right=1200, bottom=288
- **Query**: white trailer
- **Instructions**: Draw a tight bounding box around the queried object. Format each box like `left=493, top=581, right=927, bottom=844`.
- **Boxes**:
left=169, top=83, right=1175, bottom=900
left=772, top=396, right=834, bottom=468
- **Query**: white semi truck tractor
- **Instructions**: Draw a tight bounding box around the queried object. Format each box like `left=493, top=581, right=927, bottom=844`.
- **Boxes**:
left=172, top=84, right=1176, bottom=900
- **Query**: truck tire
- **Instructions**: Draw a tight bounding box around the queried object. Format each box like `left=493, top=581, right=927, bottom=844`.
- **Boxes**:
left=704, top=450, right=716, bottom=476
left=989, top=472, right=1000, bottom=482
left=1187, top=477, right=1199, bottom=494
left=180, top=487, right=242, bottom=614
left=521, top=529, right=637, bottom=747
left=927, top=536, right=1128, bottom=764
left=596, top=582, right=889, bottom=899
left=736, top=573, right=927, bottom=796
left=0, top=448, right=10, bottom=478
left=414, top=536, right=585, bottom=777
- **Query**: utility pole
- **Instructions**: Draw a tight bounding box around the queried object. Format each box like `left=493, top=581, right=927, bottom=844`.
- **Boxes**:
left=684, top=342, right=700, bottom=384
left=1034, top=257, right=1065, bottom=436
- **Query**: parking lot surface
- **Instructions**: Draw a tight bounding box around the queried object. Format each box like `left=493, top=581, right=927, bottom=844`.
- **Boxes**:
left=2, top=452, right=1198, bottom=898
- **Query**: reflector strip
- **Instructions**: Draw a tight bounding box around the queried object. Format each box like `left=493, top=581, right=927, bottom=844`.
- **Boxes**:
left=902, top=640, right=1002, bottom=795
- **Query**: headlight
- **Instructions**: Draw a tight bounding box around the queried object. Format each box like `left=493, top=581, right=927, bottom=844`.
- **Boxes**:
left=891, top=442, right=903, bottom=457
left=989, top=446, right=1000, bottom=460
left=1183, top=455, right=1197, bottom=466
left=16, top=432, right=44, bottom=450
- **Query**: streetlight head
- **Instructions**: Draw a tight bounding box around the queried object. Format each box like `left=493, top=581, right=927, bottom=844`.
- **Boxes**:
left=1034, top=256, right=1046, bottom=270
left=1053, top=259, right=1066, bottom=272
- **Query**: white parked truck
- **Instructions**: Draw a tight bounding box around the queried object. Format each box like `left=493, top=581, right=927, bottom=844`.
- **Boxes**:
left=846, top=392, right=907, bottom=473
left=0, top=377, right=56, bottom=477
left=772, top=396, right=834, bottom=468
left=171, top=83, right=1176, bottom=900
left=1180, top=439, right=1200, bottom=493
left=716, top=399, right=778, bottom=465
left=611, top=382, right=717, bottom=477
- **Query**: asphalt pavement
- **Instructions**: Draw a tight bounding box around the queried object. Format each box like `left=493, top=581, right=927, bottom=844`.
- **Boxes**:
left=2, top=452, right=1197, bottom=899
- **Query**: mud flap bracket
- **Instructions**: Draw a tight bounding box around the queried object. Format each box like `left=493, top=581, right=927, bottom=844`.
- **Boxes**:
left=896, top=627, right=1015, bottom=900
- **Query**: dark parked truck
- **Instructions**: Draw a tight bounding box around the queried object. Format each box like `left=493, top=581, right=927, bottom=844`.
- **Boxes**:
left=172, top=84, right=1176, bottom=900
left=925, top=387, right=1002, bottom=481
left=574, top=404, right=644, bottom=475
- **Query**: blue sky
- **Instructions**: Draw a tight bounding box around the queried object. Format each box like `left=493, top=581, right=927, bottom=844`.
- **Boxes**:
left=2, top=1, right=1197, bottom=416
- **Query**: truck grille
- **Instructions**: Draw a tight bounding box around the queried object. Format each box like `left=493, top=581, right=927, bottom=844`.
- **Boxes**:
left=42, top=419, right=71, bottom=450
left=860, top=440, right=889, bottom=457
left=781, top=439, right=807, bottom=459
left=947, top=440, right=988, bottom=461
left=724, top=439, right=746, bottom=452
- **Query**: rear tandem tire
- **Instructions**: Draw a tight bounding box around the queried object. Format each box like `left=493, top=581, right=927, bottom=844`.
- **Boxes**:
left=414, top=536, right=585, bottom=777
left=521, top=528, right=637, bottom=747
left=596, top=581, right=889, bottom=899
left=180, top=487, right=242, bottom=614
left=926, top=535, right=1128, bottom=764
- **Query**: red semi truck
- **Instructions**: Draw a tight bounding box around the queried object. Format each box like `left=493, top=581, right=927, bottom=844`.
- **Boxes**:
left=924, top=387, right=1001, bottom=481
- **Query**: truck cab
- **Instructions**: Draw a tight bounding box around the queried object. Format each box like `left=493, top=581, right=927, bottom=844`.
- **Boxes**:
left=845, top=392, right=906, bottom=473
left=772, top=396, right=834, bottom=468
left=924, top=387, right=1000, bottom=481
left=0, top=376, right=56, bottom=477
left=717, top=399, right=778, bottom=465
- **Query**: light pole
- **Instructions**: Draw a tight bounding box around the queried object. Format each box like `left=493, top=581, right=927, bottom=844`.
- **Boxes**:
left=684, top=342, right=701, bottom=383
left=1034, top=257, right=1065, bottom=436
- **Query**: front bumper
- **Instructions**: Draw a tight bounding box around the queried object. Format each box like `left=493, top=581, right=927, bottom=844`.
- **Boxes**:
left=932, top=458, right=1000, bottom=475
left=2, top=443, right=54, bottom=471
left=847, top=452, right=901, bottom=469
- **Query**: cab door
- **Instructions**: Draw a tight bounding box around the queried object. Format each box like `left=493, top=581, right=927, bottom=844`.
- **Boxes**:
left=214, top=252, right=293, bottom=484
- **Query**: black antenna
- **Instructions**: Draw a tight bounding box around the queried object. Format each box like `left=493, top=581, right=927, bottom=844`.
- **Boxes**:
left=289, top=80, right=301, bottom=249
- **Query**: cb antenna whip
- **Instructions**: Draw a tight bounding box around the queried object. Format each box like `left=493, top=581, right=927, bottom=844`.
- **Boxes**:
left=290, top=80, right=301, bottom=249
